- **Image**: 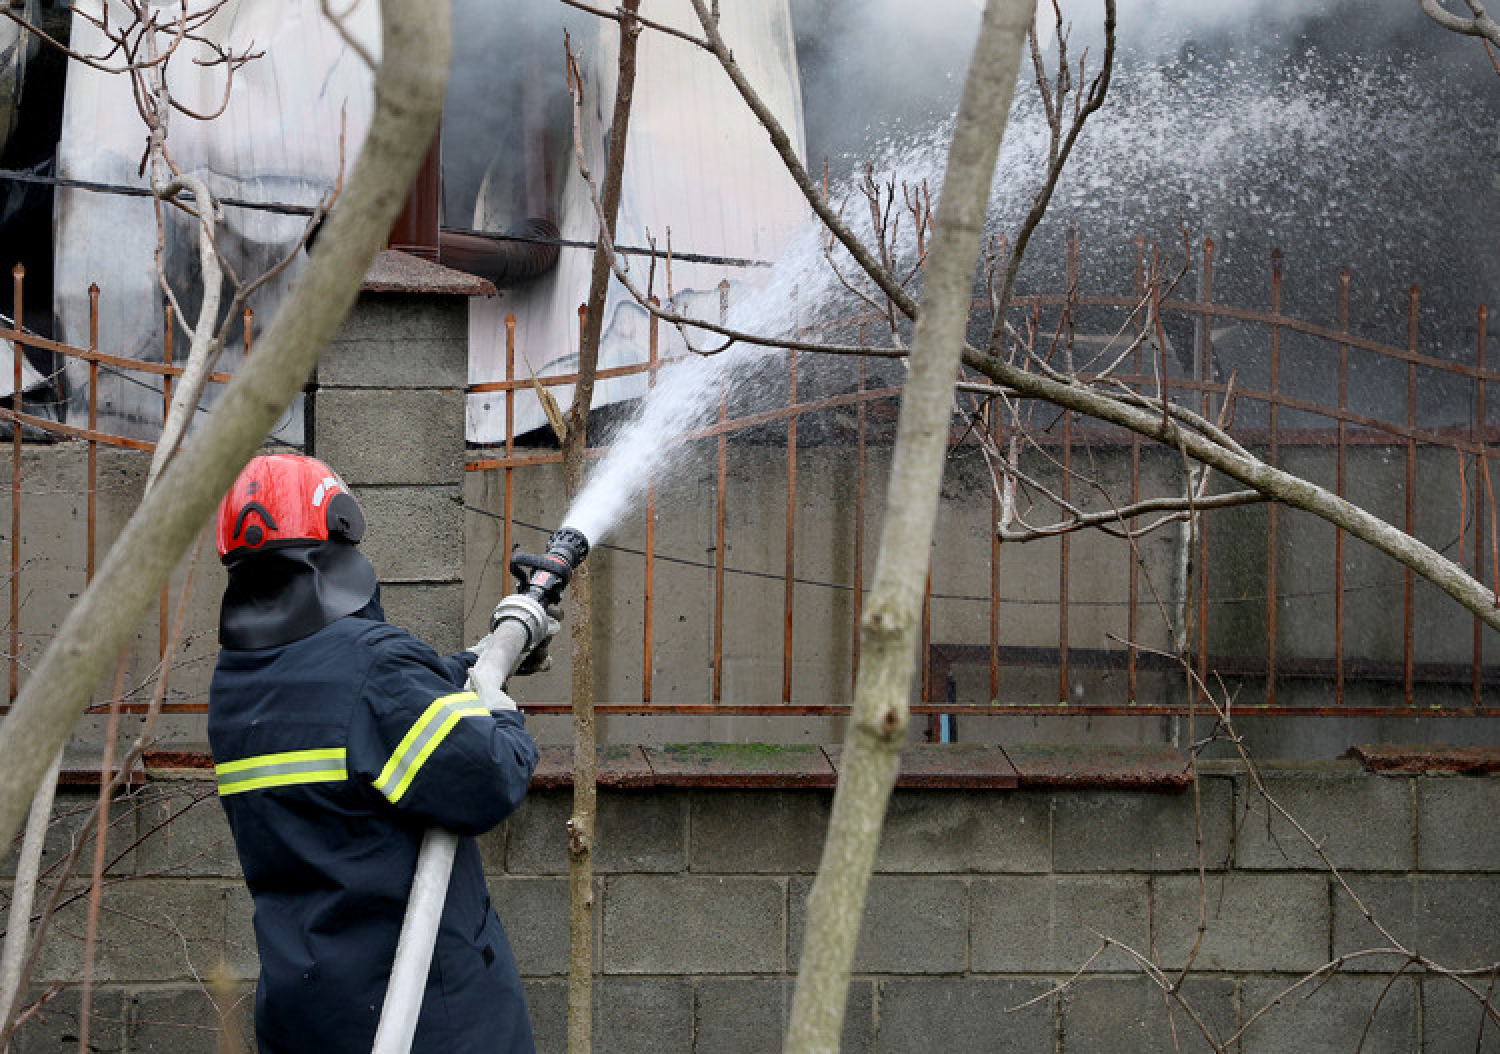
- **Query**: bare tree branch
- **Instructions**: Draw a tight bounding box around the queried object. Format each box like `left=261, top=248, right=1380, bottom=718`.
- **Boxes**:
left=321, top=0, right=377, bottom=70
left=684, top=0, right=919, bottom=320
left=148, top=174, right=224, bottom=487
left=997, top=488, right=1265, bottom=543
left=0, top=751, right=59, bottom=1031
left=959, top=342, right=1500, bottom=630
left=987, top=0, right=1116, bottom=333
left=0, top=0, right=452, bottom=857
left=1419, top=0, right=1500, bottom=45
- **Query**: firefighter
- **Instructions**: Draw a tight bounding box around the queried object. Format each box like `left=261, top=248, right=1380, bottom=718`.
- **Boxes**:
left=207, top=453, right=539, bottom=1054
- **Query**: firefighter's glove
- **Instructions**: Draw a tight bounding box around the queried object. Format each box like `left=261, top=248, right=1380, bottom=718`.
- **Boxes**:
left=511, top=602, right=563, bottom=678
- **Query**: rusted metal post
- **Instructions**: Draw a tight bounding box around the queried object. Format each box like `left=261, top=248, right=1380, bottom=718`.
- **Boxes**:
left=1059, top=233, right=1078, bottom=705
left=713, top=367, right=728, bottom=704
left=1127, top=234, right=1145, bottom=703
left=852, top=345, right=866, bottom=694
left=1194, top=237, right=1215, bottom=696
left=1405, top=285, right=1420, bottom=705
left=88, top=287, right=100, bottom=583
left=1153, top=245, right=1170, bottom=436
left=643, top=302, right=659, bottom=703
left=1335, top=268, right=1350, bottom=706
left=1059, top=408, right=1072, bottom=705
left=10, top=265, right=22, bottom=701
left=1266, top=249, right=1283, bottom=707
left=1475, top=304, right=1489, bottom=709
left=503, top=313, right=516, bottom=566
left=783, top=346, right=798, bottom=705
left=988, top=397, right=1001, bottom=703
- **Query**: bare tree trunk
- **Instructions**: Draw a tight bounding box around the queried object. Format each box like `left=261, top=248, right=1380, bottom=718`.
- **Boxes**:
left=561, top=488, right=597, bottom=1054
left=0, top=750, right=60, bottom=1039
left=146, top=172, right=226, bottom=489
left=0, top=21, right=238, bottom=1035
left=561, top=7, right=641, bottom=1052
left=783, top=3, right=1036, bottom=1051
left=139, top=20, right=226, bottom=491
left=0, top=0, right=452, bottom=849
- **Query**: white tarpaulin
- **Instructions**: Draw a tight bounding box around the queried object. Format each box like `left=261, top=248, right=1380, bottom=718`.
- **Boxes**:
left=50, top=1, right=807, bottom=445
left=54, top=0, right=377, bottom=440
left=464, top=0, right=809, bottom=443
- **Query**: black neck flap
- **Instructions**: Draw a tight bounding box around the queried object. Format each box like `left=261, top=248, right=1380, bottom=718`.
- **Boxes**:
left=219, top=542, right=380, bottom=650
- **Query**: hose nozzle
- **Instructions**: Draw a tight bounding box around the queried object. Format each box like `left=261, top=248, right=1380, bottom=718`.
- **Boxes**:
left=508, top=526, right=590, bottom=609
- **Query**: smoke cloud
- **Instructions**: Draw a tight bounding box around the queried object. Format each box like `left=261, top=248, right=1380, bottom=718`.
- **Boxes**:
left=791, top=0, right=1498, bottom=312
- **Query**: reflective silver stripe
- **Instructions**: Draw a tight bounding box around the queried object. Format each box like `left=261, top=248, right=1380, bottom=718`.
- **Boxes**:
left=216, top=748, right=347, bottom=796
left=373, top=692, right=489, bottom=804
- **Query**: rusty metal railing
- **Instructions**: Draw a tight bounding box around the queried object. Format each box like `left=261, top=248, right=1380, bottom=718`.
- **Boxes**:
left=468, top=243, right=1499, bottom=719
left=0, top=252, right=1491, bottom=722
left=0, top=266, right=245, bottom=712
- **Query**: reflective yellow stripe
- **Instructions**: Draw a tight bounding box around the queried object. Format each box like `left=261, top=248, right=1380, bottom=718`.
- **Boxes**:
left=373, top=692, right=488, bottom=804
left=216, top=748, right=347, bottom=796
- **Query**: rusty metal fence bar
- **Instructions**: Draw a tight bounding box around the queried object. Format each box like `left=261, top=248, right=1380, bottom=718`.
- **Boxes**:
left=1335, top=269, right=1350, bottom=706
left=642, top=302, right=659, bottom=703
left=0, top=268, right=241, bottom=713
left=713, top=355, right=729, bottom=704
left=1474, top=306, right=1490, bottom=709
left=853, top=345, right=867, bottom=696
left=0, top=258, right=1489, bottom=721
left=1266, top=250, right=1283, bottom=707
left=1195, top=240, right=1215, bottom=699
left=11, top=266, right=24, bottom=702
left=1405, top=286, right=1421, bottom=705
left=469, top=246, right=1500, bottom=719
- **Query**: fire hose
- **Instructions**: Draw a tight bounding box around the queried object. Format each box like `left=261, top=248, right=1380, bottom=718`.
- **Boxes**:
left=371, top=527, right=589, bottom=1054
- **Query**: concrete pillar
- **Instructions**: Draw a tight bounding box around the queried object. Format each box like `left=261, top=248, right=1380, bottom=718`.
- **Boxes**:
left=311, top=250, right=494, bottom=652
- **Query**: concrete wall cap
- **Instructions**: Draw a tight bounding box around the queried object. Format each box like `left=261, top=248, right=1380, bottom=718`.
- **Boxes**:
left=361, top=249, right=497, bottom=297
left=113, top=743, right=1225, bottom=791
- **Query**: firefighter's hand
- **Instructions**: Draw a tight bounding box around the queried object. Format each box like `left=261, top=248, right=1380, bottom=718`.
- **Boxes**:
left=512, top=603, right=562, bottom=678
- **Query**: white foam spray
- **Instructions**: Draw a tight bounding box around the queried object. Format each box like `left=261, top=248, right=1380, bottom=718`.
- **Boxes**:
left=558, top=343, right=769, bottom=546
left=559, top=44, right=1493, bottom=548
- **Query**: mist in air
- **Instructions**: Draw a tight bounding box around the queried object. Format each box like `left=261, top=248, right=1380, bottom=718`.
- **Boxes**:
left=561, top=0, right=1500, bottom=546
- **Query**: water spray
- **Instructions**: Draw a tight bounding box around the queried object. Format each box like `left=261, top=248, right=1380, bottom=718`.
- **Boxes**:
left=373, top=526, right=590, bottom=1054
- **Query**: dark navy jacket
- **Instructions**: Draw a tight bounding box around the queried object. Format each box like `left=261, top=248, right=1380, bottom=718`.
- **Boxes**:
left=208, top=608, right=539, bottom=1054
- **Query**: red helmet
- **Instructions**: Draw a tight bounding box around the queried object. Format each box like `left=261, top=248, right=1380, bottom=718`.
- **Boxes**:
left=216, top=454, right=366, bottom=562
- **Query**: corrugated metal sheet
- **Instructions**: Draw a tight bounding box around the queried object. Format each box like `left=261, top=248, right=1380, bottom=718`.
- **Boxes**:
left=45, top=1, right=807, bottom=444
left=53, top=0, right=378, bottom=440
left=465, top=0, right=809, bottom=442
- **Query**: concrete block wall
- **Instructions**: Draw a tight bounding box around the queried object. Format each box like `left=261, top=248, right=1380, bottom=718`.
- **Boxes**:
left=469, top=443, right=1500, bottom=756
left=314, top=289, right=471, bottom=653
left=6, top=760, right=1500, bottom=1052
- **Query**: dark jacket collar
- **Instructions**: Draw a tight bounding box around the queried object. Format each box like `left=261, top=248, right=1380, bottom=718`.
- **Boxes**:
left=219, top=542, right=379, bottom=650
